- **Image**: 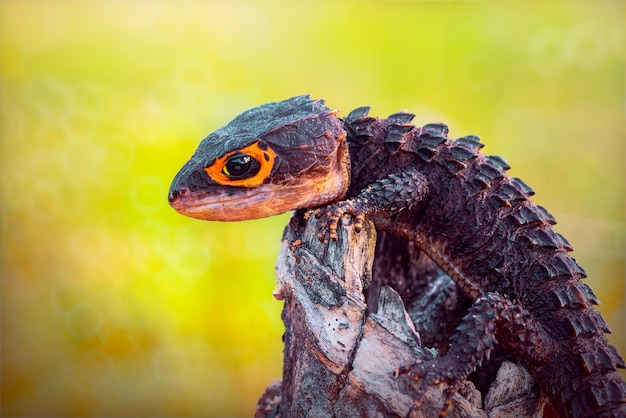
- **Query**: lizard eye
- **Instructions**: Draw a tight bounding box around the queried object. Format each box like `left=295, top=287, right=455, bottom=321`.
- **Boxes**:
left=204, top=141, right=276, bottom=187
left=222, top=153, right=260, bottom=179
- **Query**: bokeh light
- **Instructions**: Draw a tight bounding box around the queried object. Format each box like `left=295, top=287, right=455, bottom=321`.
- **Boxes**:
left=1, top=1, right=623, bottom=416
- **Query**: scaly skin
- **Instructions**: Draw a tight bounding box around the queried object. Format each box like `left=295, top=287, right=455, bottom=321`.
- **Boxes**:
left=169, top=95, right=626, bottom=417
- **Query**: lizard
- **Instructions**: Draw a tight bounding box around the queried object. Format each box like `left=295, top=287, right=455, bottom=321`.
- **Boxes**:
left=168, top=94, right=626, bottom=417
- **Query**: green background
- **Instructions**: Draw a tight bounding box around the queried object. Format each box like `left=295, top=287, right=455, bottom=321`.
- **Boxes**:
left=1, top=1, right=624, bottom=416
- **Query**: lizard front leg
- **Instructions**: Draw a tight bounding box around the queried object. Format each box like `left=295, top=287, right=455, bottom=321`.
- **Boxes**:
left=315, top=168, right=429, bottom=240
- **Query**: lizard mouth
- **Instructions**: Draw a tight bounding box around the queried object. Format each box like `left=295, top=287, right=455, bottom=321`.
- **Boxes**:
left=168, top=187, right=281, bottom=221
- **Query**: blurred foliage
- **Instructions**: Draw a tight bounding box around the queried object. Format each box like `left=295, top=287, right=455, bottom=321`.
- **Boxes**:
left=0, top=1, right=623, bottom=416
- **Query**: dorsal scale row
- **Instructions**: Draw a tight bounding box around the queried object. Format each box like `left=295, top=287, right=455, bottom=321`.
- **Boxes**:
left=384, top=112, right=416, bottom=153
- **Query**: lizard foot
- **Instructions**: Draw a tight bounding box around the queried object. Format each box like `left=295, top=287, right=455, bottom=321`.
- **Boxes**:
left=314, top=199, right=365, bottom=241
left=395, top=357, right=464, bottom=418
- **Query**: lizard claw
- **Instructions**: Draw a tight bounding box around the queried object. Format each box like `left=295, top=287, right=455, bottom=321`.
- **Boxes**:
left=314, top=200, right=362, bottom=241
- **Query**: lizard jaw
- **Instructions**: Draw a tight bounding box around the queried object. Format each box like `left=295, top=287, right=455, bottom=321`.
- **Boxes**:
left=169, top=188, right=278, bottom=221
left=169, top=174, right=348, bottom=222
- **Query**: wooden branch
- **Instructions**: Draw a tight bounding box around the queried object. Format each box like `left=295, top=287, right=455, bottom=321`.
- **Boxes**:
left=256, top=210, right=551, bottom=418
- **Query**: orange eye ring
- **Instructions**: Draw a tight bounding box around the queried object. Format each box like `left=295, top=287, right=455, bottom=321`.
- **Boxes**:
left=204, top=141, right=276, bottom=187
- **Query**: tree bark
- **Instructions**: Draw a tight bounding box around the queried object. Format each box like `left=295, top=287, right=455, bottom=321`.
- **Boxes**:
left=256, top=210, right=551, bottom=418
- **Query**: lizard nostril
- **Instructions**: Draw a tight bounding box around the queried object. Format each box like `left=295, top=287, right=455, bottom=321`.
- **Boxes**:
left=168, top=187, right=188, bottom=203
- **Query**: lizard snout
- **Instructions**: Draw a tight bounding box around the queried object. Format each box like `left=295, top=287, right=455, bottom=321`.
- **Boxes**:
left=168, top=186, right=188, bottom=204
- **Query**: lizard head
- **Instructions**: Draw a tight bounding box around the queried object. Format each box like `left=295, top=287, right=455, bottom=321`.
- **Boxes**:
left=168, top=95, right=350, bottom=221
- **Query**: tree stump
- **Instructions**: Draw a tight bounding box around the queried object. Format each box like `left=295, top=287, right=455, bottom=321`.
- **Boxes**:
left=255, top=210, right=552, bottom=418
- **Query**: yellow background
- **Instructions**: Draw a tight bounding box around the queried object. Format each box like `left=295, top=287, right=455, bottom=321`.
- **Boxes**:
left=1, top=1, right=624, bottom=416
